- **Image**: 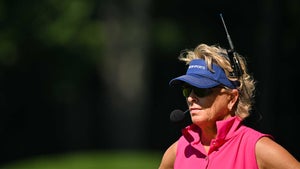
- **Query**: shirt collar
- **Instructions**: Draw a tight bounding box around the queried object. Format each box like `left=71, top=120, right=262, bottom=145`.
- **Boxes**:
left=182, top=116, right=242, bottom=144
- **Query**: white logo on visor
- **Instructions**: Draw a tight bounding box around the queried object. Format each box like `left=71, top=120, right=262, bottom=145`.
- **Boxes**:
left=188, top=65, right=205, bottom=70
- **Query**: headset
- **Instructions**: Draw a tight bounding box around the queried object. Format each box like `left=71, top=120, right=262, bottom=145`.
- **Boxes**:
left=170, top=14, right=262, bottom=125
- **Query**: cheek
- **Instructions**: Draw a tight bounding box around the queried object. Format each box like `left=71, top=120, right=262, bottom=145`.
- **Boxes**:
left=200, top=96, right=216, bottom=108
left=212, top=98, right=231, bottom=115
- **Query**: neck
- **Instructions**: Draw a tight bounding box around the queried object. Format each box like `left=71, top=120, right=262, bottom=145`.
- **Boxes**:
left=200, top=125, right=217, bottom=146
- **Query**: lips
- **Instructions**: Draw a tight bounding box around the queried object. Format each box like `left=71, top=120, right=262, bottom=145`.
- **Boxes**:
left=189, top=107, right=201, bottom=111
left=189, top=108, right=201, bottom=115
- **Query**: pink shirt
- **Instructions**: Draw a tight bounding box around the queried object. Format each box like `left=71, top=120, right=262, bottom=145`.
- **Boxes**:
left=174, top=116, right=272, bottom=169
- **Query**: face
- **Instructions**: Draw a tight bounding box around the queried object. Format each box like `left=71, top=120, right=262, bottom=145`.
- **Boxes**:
left=183, top=85, right=237, bottom=127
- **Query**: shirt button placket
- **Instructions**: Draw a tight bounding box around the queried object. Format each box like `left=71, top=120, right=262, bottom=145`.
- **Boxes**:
left=204, top=156, right=209, bottom=169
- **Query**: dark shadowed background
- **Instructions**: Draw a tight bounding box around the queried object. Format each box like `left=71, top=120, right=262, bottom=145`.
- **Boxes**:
left=0, top=0, right=299, bottom=167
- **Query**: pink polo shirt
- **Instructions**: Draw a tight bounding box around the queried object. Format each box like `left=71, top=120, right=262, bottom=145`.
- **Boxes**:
left=174, top=116, right=272, bottom=169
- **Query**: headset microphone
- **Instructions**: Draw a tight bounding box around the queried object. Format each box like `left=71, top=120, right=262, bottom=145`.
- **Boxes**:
left=170, top=109, right=189, bottom=123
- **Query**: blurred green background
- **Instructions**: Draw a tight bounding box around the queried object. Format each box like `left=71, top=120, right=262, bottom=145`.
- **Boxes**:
left=1, top=151, right=161, bottom=169
left=0, top=0, right=299, bottom=168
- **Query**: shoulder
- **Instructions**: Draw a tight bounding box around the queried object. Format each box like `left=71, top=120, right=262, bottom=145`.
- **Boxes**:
left=237, top=125, right=271, bottom=144
left=256, top=137, right=300, bottom=169
left=158, top=141, right=178, bottom=169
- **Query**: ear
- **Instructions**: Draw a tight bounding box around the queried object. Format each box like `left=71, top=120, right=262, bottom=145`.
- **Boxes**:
left=228, top=89, right=239, bottom=111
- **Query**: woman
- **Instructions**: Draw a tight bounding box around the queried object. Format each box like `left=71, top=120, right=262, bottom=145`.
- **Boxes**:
left=158, top=44, right=300, bottom=169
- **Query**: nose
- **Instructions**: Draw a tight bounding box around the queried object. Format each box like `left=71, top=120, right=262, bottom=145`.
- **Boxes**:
left=187, top=90, right=198, bottom=103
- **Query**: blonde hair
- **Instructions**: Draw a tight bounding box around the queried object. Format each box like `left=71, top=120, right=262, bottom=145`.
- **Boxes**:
left=178, top=43, right=255, bottom=119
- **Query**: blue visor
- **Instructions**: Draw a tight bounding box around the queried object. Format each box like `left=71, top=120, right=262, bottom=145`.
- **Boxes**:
left=169, top=59, right=237, bottom=89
